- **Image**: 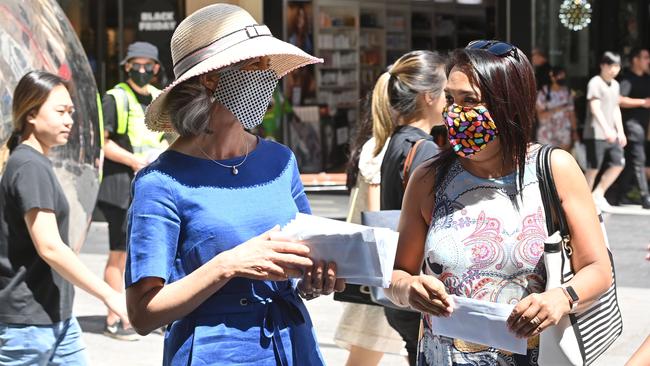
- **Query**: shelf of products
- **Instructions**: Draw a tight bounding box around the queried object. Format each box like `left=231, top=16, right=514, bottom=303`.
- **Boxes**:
left=282, top=0, right=497, bottom=173
left=385, top=6, right=410, bottom=65
left=314, top=1, right=360, bottom=150
left=411, top=8, right=433, bottom=51
left=359, top=5, right=385, bottom=98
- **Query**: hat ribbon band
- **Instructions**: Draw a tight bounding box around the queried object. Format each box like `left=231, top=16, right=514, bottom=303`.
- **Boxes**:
left=173, top=24, right=272, bottom=78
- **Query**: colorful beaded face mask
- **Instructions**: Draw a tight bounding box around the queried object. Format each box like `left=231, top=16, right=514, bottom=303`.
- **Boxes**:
left=442, top=104, right=499, bottom=158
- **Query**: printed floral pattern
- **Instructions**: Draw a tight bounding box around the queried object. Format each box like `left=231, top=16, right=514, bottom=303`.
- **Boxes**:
left=536, top=87, right=574, bottom=148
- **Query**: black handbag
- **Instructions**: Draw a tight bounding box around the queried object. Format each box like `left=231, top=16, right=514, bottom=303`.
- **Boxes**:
left=333, top=284, right=379, bottom=306
left=537, top=144, right=623, bottom=365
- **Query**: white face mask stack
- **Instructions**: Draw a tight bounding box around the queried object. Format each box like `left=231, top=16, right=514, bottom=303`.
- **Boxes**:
left=212, top=69, right=278, bottom=129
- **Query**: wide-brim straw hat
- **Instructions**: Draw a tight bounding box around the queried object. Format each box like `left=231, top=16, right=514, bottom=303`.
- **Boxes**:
left=145, top=4, right=323, bottom=132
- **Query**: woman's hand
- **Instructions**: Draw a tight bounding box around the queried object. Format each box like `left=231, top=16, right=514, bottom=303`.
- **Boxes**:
left=103, top=291, right=131, bottom=327
left=402, top=275, right=453, bottom=317
left=507, top=288, right=571, bottom=338
left=223, top=226, right=314, bottom=282
left=297, top=261, right=345, bottom=300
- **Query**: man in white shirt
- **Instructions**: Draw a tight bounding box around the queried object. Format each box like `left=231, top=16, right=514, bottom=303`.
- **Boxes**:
left=582, top=52, right=627, bottom=212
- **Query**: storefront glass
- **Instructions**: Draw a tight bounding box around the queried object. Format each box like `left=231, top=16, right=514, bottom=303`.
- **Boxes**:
left=534, top=0, right=590, bottom=79
left=57, top=0, right=183, bottom=93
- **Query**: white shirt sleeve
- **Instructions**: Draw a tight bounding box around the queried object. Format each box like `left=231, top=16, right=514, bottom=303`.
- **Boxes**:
left=358, top=137, right=390, bottom=185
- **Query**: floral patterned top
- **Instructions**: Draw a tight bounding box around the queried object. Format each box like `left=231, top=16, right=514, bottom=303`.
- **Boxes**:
left=418, top=147, right=547, bottom=366
left=536, top=86, right=574, bottom=148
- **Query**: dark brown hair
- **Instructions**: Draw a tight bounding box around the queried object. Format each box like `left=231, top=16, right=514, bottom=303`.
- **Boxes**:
left=430, top=45, right=537, bottom=189
left=346, top=91, right=373, bottom=190
left=9, top=71, right=68, bottom=152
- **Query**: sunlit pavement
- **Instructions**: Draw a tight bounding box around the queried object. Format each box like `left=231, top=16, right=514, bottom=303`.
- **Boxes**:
left=75, top=192, right=649, bottom=365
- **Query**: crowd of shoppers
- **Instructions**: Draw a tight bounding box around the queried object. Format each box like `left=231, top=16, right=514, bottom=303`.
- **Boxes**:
left=1, top=2, right=649, bottom=365
left=532, top=48, right=650, bottom=211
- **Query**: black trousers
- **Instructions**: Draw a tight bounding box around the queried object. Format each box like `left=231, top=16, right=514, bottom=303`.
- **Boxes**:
left=618, top=122, right=649, bottom=199
left=384, top=307, right=420, bottom=366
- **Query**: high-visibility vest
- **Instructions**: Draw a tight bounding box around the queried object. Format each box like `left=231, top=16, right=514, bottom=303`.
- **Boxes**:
left=105, top=82, right=165, bottom=159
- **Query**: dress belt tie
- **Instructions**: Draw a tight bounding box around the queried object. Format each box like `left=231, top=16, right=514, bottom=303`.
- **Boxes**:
left=258, top=291, right=305, bottom=366
left=192, top=286, right=305, bottom=366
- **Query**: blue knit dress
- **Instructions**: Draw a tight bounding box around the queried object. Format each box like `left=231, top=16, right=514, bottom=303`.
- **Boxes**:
left=125, top=138, right=324, bottom=365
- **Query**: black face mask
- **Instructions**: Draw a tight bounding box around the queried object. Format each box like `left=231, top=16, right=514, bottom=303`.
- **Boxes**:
left=128, top=69, right=154, bottom=87
left=555, top=78, right=567, bottom=86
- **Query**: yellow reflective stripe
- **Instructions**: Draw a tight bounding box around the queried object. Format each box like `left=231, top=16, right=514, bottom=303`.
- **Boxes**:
left=96, top=92, right=105, bottom=148
left=96, top=92, right=104, bottom=182
left=106, top=87, right=128, bottom=135
left=107, top=83, right=164, bottom=158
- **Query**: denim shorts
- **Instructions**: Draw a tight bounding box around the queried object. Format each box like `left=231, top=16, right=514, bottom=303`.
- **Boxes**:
left=0, top=317, right=89, bottom=366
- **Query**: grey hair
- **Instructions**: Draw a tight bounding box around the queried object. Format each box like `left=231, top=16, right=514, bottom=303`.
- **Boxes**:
left=165, top=75, right=213, bottom=136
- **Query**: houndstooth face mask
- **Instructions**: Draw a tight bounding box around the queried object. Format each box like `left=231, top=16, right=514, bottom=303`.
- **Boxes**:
left=212, top=69, right=278, bottom=130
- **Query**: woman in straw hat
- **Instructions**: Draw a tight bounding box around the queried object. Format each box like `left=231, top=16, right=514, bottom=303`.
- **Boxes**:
left=124, top=4, right=344, bottom=365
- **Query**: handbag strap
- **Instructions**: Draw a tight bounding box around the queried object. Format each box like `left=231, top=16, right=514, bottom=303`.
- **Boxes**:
left=402, top=139, right=425, bottom=190
left=536, top=144, right=569, bottom=238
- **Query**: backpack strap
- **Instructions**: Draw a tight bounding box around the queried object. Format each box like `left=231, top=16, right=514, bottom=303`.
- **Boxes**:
left=402, top=139, right=425, bottom=190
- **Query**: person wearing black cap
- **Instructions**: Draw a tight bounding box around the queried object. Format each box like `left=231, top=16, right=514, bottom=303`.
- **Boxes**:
left=97, top=41, right=167, bottom=340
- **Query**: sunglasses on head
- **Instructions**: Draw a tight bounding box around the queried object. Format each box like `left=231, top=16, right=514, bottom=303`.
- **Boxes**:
left=466, top=40, right=519, bottom=61
left=130, top=62, right=155, bottom=72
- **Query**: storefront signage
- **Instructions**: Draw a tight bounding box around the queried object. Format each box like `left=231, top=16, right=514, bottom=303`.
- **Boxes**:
left=139, top=11, right=176, bottom=31
left=135, top=0, right=178, bottom=85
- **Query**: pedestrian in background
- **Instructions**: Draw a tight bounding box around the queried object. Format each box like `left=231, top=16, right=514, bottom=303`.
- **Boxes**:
left=0, top=71, right=129, bottom=365
left=386, top=40, right=612, bottom=365
left=334, top=75, right=404, bottom=366
left=583, top=52, right=627, bottom=212
left=531, top=47, right=551, bottom=92
left=379, top=50, right=447, bottom=366
left=616, top=47, right=650, bottom=209
left=97, top=41, right=168, bottom=340
left=535, top=66, right=578, bottom=151
left=124, top=5, right=344, bottom=365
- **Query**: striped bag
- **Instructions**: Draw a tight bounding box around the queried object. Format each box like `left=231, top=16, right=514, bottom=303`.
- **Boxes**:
left=537, top=145, right=623, bottom=365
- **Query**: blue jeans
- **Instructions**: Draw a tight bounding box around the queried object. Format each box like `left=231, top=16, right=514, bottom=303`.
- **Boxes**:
left=0, top=317, right=89, bottom=366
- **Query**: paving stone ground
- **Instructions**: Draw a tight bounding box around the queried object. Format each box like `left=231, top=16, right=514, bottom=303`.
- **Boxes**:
left=75, top=193, right=650, bottom=365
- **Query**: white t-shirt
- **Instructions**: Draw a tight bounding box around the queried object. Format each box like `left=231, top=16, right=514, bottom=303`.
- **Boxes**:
left=583, top=75, right=619, bottom=140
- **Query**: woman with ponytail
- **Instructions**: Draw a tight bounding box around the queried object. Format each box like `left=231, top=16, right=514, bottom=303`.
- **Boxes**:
left=379, top=50, right=448, bottom=366
left=0, top=71, right=129, bottom=365
left=334, top=72, right=404, bottom=366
